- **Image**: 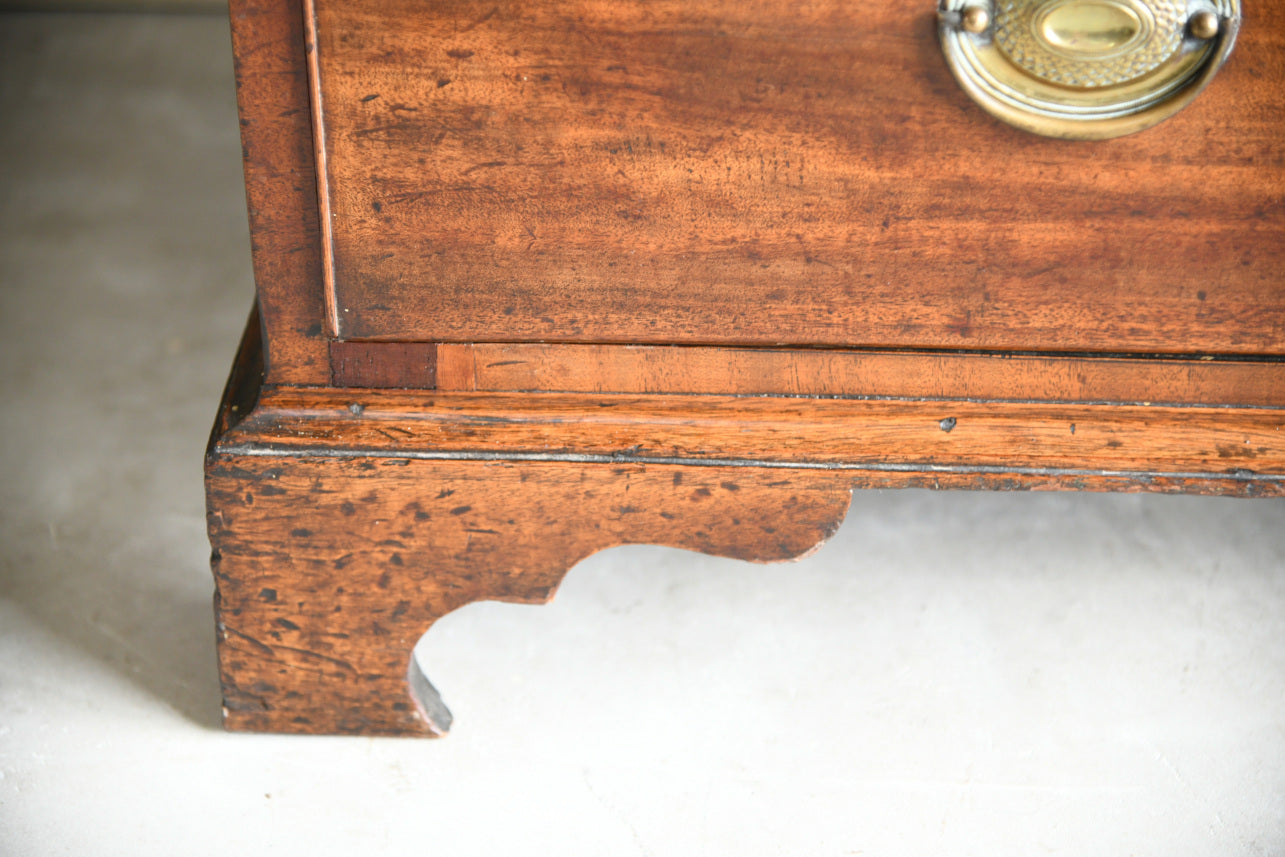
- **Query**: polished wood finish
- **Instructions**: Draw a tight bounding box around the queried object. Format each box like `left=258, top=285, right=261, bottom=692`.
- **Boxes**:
left=228, top=0, right=330, bottom=385
left=209, top=450, right=850, bottom=735
left=313, top=0, right=1284, bottom=354
left=435, top=342, right=1285, bottom=406
left=330, top=340, right=436, bottom=388
left=207, top=329, right=1284, bottom=735
left=209, top=395, right=853, bottom=735
left=229, top=387, right=1285, bottom=496
left=213, top=0, right=1285, bottom=735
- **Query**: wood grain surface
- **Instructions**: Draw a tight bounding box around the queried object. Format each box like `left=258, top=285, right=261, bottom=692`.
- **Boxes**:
left=330, top=339, right=437, bottom=387
left=210, top=433, right=1284, bottom=736
left=207, top=331, right=1283, bottom=736
left=207, top=316, right=1284, bottom=736
left=313, top=0, right=1285, bottom=354
left=228, top=0, right=331, bottom=385
left=215, top=0, right=1285, bottom=736
left=434, top=342, right=1285, bottom=406
left=208, top=452, right=852, bottom=735
left=224, top=387, right=1285, bottom=495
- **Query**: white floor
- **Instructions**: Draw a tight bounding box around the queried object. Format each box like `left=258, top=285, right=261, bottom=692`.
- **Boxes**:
left=1, top=14, right=1283, bottom=856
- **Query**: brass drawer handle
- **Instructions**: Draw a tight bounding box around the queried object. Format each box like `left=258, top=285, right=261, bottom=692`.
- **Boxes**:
left=937, top=0, right=1240, bottom=139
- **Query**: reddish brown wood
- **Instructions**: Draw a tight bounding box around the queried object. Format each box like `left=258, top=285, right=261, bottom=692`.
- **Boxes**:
left=208, top=432, right=1279, bottom=737
left=229, top=386, right=1285, bottom=493
left=208, top=304, right=264, bottom=444
left=330, top=340, right=436, bottom=388
left=207, top=325, right=1283, bottom=736
left=313, top=0, right=1284, bottom=355
left=431, top=341, right=1285, bottom=406
left=215, top=0, right=1285, bottom=737
left=208, top=453, right=852, bottom=735
left=228, top=0, right=330, bottom=385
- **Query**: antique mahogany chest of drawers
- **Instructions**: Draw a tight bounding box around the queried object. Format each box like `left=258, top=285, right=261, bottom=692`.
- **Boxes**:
left=207, top=0, right=1284, bottom=735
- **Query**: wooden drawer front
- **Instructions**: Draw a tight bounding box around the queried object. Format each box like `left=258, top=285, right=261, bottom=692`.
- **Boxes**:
left=312, top=0, right=1284, bottom=355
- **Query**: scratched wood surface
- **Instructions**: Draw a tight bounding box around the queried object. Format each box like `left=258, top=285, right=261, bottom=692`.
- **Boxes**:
left=207, top=452, right=854, bottom=735
left=216, top=0, right=1285, bottom=738
left=313, top=0, right=1285, bottom=354
left=227, top=387, right=1285, bottom=496
left=426, top=342, right=1285, bottom=406
left=207, top=312, right=1284, bottom=736
left=327, top=337, right=1285, bottom=406
left=228, top=0, right=331, bottom=385
left=207, top=356, right=1283, bottom=736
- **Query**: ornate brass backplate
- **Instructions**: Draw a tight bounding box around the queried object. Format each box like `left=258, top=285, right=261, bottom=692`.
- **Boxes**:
left=938, top=0, right=1240, bottom=139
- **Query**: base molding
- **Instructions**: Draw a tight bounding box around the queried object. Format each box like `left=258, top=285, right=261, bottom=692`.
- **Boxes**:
left=207, top=314, right=1284, bottom=736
